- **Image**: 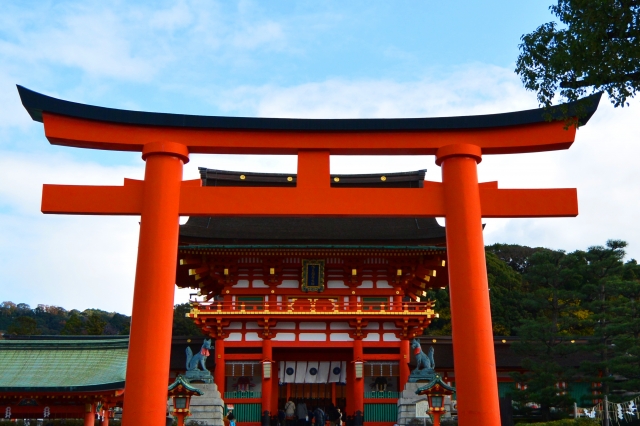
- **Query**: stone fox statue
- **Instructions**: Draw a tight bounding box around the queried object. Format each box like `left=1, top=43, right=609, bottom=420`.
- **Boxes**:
left=186, top=339, right=212, bottom=371
left=410, top=338, right=435, bottom=372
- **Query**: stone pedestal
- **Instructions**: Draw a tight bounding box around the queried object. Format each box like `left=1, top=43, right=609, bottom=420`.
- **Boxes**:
left=169, top=382, right=225, bottom=426
left=396, top=383, right=454, bottom=426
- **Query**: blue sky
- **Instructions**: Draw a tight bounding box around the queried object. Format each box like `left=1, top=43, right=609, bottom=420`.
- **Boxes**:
left=1, top=0, right=638, bottom=314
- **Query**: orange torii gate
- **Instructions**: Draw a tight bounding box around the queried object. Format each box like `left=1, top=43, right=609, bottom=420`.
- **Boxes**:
left=17, top=86, right=601, bottom=426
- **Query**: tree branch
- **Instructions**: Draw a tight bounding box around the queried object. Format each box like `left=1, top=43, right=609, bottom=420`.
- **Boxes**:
left=559, top=72, right=640, bottom=89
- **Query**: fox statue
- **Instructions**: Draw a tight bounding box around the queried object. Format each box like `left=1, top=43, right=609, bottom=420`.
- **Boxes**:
left=408, top=338, right=436, bottom=382
left=186, top=339, right=212, bottom=372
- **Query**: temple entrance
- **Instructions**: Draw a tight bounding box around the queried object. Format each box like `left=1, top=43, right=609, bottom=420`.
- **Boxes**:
left=278, top=383, right=347, bottom=421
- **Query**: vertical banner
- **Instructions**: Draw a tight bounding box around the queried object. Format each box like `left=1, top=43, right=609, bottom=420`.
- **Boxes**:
left=279, top=361, right=285, bottom=384
left=306, top=361, right=319, bottom=383
left=317, top=361, right=331, bottom=384
left=295, top=361, right=308, bottom=383
left=284, top=361, right=297, bottom=384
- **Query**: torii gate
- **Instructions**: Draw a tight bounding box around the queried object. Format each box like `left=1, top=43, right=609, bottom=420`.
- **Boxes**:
left=17, top=86, right=601, bottom=426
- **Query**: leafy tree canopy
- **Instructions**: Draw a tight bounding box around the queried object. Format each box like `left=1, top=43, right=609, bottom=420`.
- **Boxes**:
left=516, top=0, right=640, bottom=107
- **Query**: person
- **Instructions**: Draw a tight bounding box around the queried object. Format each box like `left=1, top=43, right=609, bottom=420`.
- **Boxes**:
left=335, top=408, right=343, bottom=426
left=285, top=399, right=296, bottom=426
left=327, top=404, right=339, bottom=426
left=296, top=400, right=308, bottom=426
left=228, top=411, right=236, bottom=426
left=278, top=408, right=286, bottom=426
left=313, top=406, right=325, bottom=426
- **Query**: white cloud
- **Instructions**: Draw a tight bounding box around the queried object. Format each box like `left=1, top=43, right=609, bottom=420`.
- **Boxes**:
left=1, top=7, right=639, bottom=316
left=207, top=68, right=640, bottom=261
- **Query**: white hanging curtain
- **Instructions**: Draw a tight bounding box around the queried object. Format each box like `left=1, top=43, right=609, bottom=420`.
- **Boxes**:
left=279, top=361, right=286, bottom=384
left=328, top=361, right=342, bottom=383
left=317, top=362, right=331, bottom=384
left=284, top=361, right=297, bottom=383
left=339, top=361, right=347, bottom=383
left=294, top=361, right=308, bottom=383
left=305, top=361, right=319, bottom=383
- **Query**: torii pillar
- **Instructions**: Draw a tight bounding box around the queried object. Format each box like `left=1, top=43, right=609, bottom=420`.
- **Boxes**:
left=17, top=85, right=601, bottom=426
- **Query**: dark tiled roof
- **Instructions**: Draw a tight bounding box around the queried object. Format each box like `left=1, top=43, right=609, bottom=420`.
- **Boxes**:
left=180, top=169, right=446, bottom=246
left=199, top=168, right=427, bottom=188
left=18, top=85, right=601, bottom=129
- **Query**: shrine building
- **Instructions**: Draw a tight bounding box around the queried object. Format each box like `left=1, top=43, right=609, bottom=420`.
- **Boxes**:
left=176, top=167, right=450, bottom=423
left=0, top=336, right=126, bottom=424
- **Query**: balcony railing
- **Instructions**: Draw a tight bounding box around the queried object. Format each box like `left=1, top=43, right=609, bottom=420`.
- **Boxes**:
left=224, top=391, right=262, bottom=399
left=189, top=300, right=435, bottom=317
left=365, top=391, right=400, bottom=399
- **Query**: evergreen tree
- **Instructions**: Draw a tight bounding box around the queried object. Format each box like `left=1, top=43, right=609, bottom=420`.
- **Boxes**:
left=7, top=316, right=38, bottom=335
left=60, top=312, right=85, bottom=335
left=85, top=312, right=107, bottom=335
left=172, top=303, right=205, bottom=336
left=510, top=249, right=583, bottom=421
left=575, top=241, right=640, bottom=403
left=486, top=252, right=528, bottom=336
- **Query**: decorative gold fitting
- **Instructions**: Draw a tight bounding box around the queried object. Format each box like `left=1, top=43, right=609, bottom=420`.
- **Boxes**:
left=270, top=267, right=275, bottom=275
left=333, top=177, right=340, bottom=182
left=352, top=269, right=357, bottom=276
left=396, top=269, right=402, bottom=276
left=441, top=260, right=446, bottom=267
left=224, top=268, right=229, bottom=275
left=240, top=175, right=246, bottom=180
left=287, top=176, right=293, bottom=182
left=380, top=176, right=386, bottom=181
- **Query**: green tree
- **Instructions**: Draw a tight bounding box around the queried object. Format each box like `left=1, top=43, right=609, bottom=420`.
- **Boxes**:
left=424, top=288, right=451, bottom=336
left=574, top=241, right=640, bottom=404
left=486, top=252, right=528, bottom=336
left=85, top=312, right=107, bottom=335
left=510, top=249, right=584, bottom=421
left=173, top=303, right=204, bottom=336
left=7, top=316, right=38, bottom=335
left=60, top=312, right=85, bottom=335
left=516, top=0, right=640, bottom=107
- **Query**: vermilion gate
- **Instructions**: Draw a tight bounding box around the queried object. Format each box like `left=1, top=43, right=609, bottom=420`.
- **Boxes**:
left=17, top=86, right=601, bottom=426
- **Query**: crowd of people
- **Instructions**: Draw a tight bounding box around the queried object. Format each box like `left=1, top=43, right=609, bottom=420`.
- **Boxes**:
left=279, top=400, right=343, bottom=426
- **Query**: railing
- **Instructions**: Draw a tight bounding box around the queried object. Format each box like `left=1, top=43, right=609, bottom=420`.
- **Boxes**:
left=365, top=391, right=400, bottom=399
left=364, top=403, right=398, bottom=422
left=224, top=391, right=262, bottom=399
left=224, top=403, right=262, bottom=422
left=191, top=300, right=434, bottom=315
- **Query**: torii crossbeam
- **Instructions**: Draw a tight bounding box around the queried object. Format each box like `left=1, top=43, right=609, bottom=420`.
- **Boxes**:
left=17, top=85, right=601, bottom=426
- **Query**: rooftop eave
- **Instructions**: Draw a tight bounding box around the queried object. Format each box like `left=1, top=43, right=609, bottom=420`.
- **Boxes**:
left=17, top=85, right=602, bottom=131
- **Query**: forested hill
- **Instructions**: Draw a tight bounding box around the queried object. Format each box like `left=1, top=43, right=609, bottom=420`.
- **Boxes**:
left=0, top=302, right=202, bottom=336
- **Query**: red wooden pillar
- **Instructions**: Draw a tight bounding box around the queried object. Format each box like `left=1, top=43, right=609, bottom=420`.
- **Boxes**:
left=215, top=338, right=226, bottom=394
left=101, top=404, right=110, bottom=426
left=271, top=360, right=280, bottom=415
left=262, top=338, right=273, bottom=416
left=399, top=339, right=410, bottom=391
left=122, top=142, right=188, bottom=426
left=84, top=403, right=95, bottom=426
left=437, top=144, right=500, bottom=426
left=353, top=339, right=364, bottom=416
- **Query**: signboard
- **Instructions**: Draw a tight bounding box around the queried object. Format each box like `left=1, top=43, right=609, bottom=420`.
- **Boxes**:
left=301, top=260, right=325, bottom=292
